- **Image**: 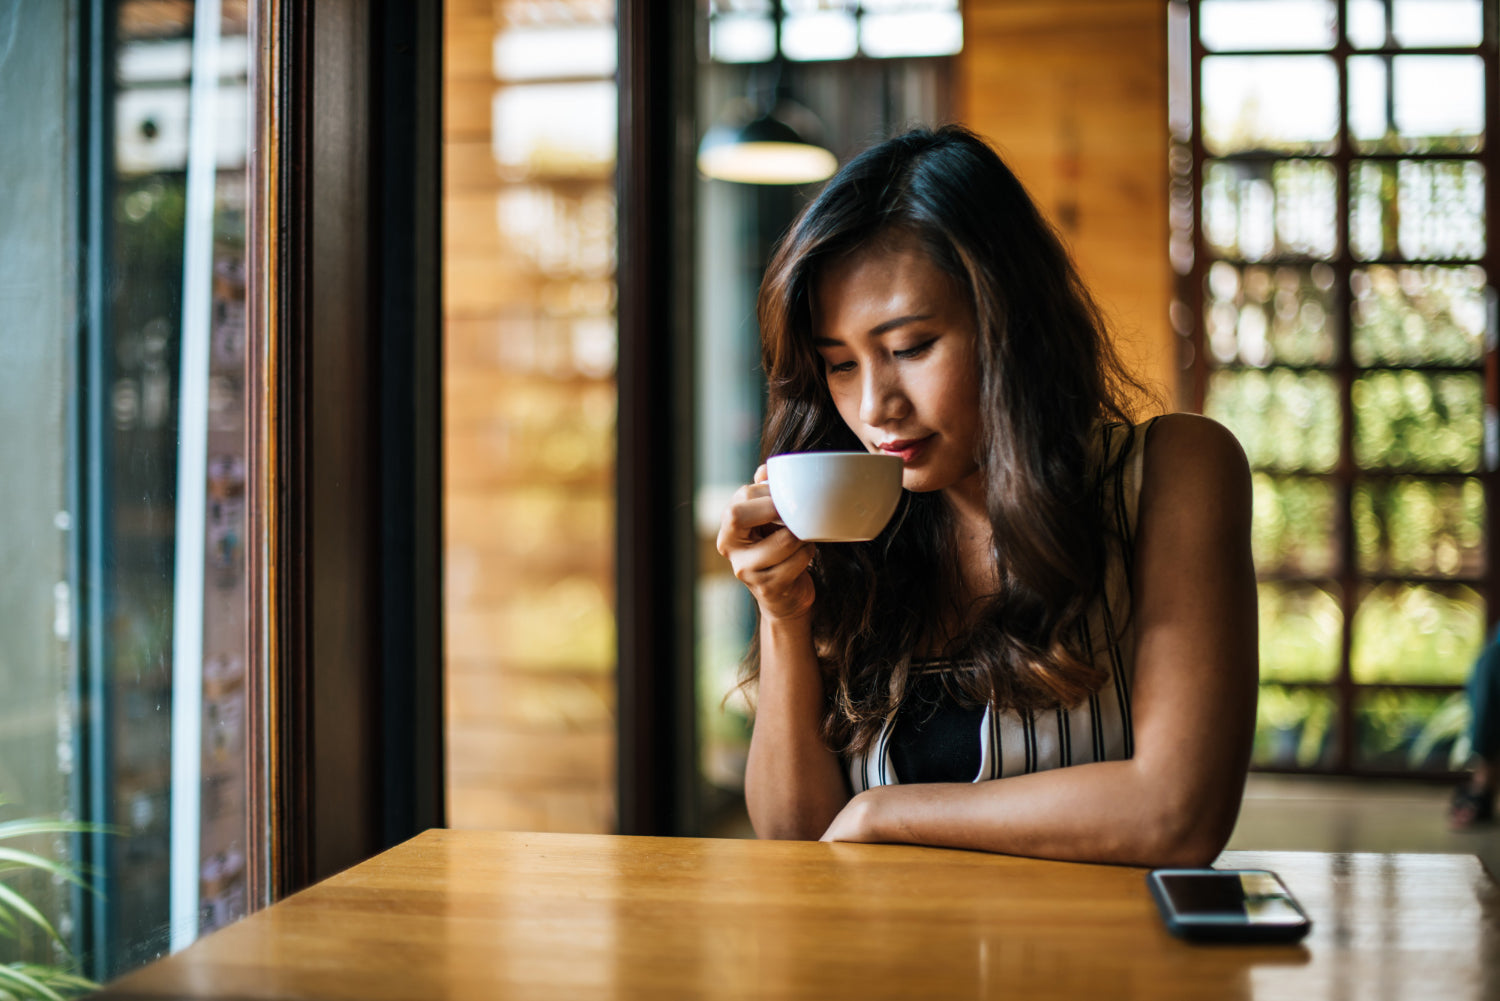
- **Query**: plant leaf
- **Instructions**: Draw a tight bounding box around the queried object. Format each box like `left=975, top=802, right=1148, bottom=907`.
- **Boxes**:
left=0, top=820, right=113, bottom=843
left=0, top=963, right=65, bottom=1001
left=0, top=886, right=62, bottom=949
left=0, top=849, right=90, bottom=892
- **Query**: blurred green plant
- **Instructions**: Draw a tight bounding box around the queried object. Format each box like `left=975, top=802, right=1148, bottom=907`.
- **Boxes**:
left=1253, top=686, right=1334, bottom=768
left=1353, top=370, right=1482, bottom=472
left=1258, top=582, right=1341, bottom=683
left=0, top=797, right=104, bottom=1001
left=1351, top=584, right=1482, bottom=684
left=1407, top=691, right=1472, bottom=771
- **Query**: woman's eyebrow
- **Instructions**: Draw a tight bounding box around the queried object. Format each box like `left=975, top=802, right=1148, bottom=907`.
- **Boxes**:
left=813, top=313, right=933, bottom=347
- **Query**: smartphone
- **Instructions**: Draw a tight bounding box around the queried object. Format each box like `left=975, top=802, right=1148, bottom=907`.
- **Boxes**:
left=1147, top=868, right=1312, bottom=943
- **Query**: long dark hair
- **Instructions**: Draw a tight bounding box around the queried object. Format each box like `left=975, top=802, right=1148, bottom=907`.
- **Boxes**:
left=745, top=124, right=1155, bottom=755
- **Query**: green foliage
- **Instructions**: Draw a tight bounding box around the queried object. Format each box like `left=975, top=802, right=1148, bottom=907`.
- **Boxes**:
left=0, top=798, right=104, bottom=1001
left=1258, top=583, right=1341, bottom=683
left=1207, top=369, right=1340, bottom=472
left=1351, top=584, right=1482, bottom=684
left=1353, top=477, right=1484, bottom=576
left=1351, top=265, right=1485, bottom=366
left=1251, top=474, right=1337, bottom=574
left=1253, top=687, right=1334, bottom=768
left=1353, top=370, right=1482, bottom=471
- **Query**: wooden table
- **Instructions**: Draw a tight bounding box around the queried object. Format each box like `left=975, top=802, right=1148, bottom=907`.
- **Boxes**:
left=98, top=830, right=1499, bottom=1000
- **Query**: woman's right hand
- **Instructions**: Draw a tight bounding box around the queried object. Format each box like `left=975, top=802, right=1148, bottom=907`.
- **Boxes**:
left=716, top=465, right=817, bottom=621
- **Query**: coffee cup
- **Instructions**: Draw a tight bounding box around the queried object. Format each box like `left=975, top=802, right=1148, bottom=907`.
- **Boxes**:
left=766, top=451, right=904, bottom=542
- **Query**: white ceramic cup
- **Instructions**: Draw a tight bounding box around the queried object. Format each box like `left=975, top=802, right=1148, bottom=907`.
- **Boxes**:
left=766, top=451, right=904, bottom=542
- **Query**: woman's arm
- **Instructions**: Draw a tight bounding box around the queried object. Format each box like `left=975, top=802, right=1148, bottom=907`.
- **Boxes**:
left=718, top=467, right=851, bottom=839
left=820, top=414, right=1258, bottom=867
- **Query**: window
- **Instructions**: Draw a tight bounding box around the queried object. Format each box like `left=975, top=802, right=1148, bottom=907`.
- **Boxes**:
left=1172, top=0, right=1493, bottom=773
left=442, top=0, right=620, bottom=833
left=0, top=0, right=256, bottom=986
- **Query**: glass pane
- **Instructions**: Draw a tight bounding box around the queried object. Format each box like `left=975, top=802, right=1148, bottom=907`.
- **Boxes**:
left=860, top=11, right=964, bottom=58
left=492, top=24, right=616, bottom=81
left=1201, top=56, right=1338, bottom=155
left=783, top=11, right=859, bottom=61
left=1351, top=159, right=1486, bottom=261
left=491, top=82, right=618, bottom=176
left=1350, top=0, right=1485, bottom=49
left=1346, top=0, right=1388, bottom=48
left=1349, top=56, right=1484, bottom=154
left=1351, top=265, right=1487, bottom=366
left=444, top=3, right=619, bottom=836
left=1356, top=689, right=1471, bottom=771
left=1203, top=160, right=1337, bottom=261
left=1259, top=582, right=1342, bottom=681
left=1352, top=370, right=1482, bottom=471
left=1393, top=0, right=1485, bottom=48
left=1200, top=0, right=1337, bottom=52
left=1206, top=369, right=1340, bottom=472
left=1254, top=686, right=1339, bottom=768
left=3, top=0, right=259, bottom=984
left=1206, top=262, right=1337, bottom=366
left=1252, top=474, right=1339, bottom=574
left=710, top=14, right=777, bottom=63
left=1351, top=582, right=1483, bottom=683
left=1354, top=477, right=1486, bottom=577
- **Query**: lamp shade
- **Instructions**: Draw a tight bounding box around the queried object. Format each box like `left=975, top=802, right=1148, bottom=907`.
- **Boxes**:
left=697, top=111, right=838, bottom=185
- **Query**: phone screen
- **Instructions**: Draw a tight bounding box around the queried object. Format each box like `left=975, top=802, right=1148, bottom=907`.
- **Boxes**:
left=1149, top=869, right=1311, bottom=942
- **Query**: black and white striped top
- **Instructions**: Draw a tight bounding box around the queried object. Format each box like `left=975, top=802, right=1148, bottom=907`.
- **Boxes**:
left=846, top=420, right=1152, bottom=792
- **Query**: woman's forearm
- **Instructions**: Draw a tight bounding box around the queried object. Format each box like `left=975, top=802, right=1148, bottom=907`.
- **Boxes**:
left=744, top=613, right=851, bottom=840
left=828, top=754, right=1245, bottom=869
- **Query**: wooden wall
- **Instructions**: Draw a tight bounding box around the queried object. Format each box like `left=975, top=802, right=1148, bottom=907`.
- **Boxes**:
left=958, top=0, right=1176, bottom=409
left=442, top=0, right=618, bottom=833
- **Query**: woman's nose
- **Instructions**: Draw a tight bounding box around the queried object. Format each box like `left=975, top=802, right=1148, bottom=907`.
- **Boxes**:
left=859, top=363, right=907, bottom=428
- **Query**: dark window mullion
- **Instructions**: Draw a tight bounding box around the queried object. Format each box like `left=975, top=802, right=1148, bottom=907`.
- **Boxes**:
left=1334, top=0, right=1358, bottom=773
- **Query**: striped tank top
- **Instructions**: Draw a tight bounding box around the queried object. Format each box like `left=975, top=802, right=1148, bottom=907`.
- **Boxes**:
left=846, top=420, right=1153, bottom=792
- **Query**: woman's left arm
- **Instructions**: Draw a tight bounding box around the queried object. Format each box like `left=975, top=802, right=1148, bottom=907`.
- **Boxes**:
left=820, top=413, right=1259, bottom=867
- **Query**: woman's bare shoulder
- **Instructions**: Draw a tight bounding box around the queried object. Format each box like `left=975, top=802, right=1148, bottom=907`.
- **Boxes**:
left=1140, top=413, right=1252, bottom=523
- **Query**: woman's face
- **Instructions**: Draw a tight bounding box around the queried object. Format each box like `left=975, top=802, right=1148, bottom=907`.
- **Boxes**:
left=811, top=233, right=984, bottom=500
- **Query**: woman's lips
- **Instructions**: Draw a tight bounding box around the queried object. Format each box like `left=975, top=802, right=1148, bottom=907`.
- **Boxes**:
left=877, top=436, right=931, bottom=463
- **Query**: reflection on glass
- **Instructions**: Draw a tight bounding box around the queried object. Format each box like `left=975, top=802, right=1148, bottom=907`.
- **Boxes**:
left=1351, top=582, right=1482, bottom=683
left=1206, top=262, right=1336, bottom=366
left=1351, top=265, right=1486, bottom=365
left=1201, top=55, right=1338, bottom=155
left=1252, top=474, right=1338, bottom=574
left=1259, top=582, right=1342, bottom=681
left=1203, top=160, right=1336, bottom=261
left=1352, top=370, right=1482, bottom=471
left=1200, top=0, right=1336, bottom=52
left=1254, top=685, right=1338, bottom=768
left=1349, top=56, right=1484, bottom=154
left=1351, top=159, right=1486, bottom=261
left=1206, top=369, right=1340, bottom=472
left=1356, top=689, right=1472, bottom=770
left=1354, top=477, right=1485, bottom=577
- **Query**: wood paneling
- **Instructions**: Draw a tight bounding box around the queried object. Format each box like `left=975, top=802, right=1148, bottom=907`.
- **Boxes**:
left=959, top=0, right=1176, bottom=409
left=441, top=4, right=618, bottom=835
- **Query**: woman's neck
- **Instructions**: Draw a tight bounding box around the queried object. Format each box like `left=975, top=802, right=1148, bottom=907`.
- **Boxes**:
left=940, top=474, right=998, bottom=606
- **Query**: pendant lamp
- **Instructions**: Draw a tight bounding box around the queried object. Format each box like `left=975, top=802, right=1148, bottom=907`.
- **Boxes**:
left=697, top=6, right=837, bottom=185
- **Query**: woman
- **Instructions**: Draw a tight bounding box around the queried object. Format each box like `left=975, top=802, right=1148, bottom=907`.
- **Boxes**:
left=716, top=125, right=1258, bottom=868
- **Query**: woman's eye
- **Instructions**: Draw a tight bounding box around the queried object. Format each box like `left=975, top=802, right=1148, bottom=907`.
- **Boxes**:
left=825, top=359, right=855, bottom=375
left=893, top=339, right=935, bottom=360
